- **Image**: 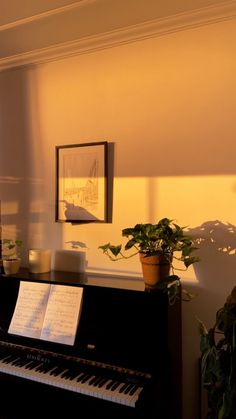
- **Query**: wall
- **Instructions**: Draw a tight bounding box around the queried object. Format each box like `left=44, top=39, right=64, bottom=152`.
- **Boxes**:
left=1, top=17, right=236, bottom=418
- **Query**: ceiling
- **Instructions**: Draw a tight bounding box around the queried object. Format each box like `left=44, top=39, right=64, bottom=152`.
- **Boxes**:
left=0, top=0, right=235, bottom=71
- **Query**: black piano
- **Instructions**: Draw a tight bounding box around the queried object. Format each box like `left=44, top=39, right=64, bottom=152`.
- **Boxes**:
left=0, top=269, right=182, bottom=419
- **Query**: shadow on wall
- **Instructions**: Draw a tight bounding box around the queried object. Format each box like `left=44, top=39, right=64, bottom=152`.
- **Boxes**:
left=0, top=68, right=33, bottom=264
left=187, top=219, right=236, bottom=319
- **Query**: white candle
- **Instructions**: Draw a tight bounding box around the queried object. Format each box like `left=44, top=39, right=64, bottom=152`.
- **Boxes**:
left=29, top=249, right=51, bottom=274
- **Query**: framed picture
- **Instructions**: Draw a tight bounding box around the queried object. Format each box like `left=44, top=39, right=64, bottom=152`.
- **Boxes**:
left=56, top=141, right=108, bottom=223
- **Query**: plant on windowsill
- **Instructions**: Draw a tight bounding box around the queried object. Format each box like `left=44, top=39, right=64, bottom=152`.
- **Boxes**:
left=198, top=286, right=236, bottom=419
left=2, top=239, right=23, bottom=275
left=98, top=217, right=200, bottom=304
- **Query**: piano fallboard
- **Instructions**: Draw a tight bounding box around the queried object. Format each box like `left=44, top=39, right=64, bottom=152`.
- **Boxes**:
left=0, top=270, right=182, bottom=419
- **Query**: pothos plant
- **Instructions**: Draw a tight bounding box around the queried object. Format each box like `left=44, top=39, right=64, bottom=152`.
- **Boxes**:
left=2, top=239, right=23, bottom=260
left=99, top=218, right=200, bottom=303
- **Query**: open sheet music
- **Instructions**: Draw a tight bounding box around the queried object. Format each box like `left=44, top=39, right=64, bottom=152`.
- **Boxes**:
left=8, top=281, right=84, bottom=345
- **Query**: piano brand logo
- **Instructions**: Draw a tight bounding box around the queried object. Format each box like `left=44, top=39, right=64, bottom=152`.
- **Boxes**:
left=27, top=353, right=50, bottom=364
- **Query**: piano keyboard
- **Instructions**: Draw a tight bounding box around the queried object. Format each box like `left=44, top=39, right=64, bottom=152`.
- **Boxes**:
left=0, top=351, right=144, bottom=407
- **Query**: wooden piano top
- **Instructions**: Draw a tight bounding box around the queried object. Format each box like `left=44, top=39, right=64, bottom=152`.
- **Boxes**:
left=1, top=268, right=145, bottom=292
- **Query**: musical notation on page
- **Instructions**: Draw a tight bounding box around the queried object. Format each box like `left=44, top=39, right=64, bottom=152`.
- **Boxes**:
left=8, top=281, right=84, bottom=345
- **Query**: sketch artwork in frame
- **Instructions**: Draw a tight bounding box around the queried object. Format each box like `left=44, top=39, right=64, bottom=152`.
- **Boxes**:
left=56, top=141, right=108, bottom=223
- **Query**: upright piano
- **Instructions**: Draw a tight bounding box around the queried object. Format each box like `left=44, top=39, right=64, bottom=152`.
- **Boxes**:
left=0, top=269, right=182, bottom=419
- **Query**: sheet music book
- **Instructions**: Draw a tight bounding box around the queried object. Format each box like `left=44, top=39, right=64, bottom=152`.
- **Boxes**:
left=8, top=281, right=84, bottom=345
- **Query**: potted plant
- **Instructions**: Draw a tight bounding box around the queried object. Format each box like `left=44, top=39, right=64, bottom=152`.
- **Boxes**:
left=198, top=286, right=236, bottom=419
left=99, top=217, right=200, bottom=301
left=2, top=239, right=22, bottom=275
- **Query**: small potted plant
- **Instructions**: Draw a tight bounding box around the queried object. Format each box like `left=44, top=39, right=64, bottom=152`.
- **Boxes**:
left=99, top=218, right=200, bottom=301
left=2, top=239, right=22, bottom=275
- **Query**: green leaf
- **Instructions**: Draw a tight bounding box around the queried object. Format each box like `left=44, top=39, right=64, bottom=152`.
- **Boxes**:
left=182, top=246, right=198, bottom=257
left=15, top=240, right=22, bottom=247
left=98, top=243, right=111, bottom=252
left=122, top=227, right=134, bottom=237
left=108, top=245, right=122, bottom=257
left=184, top=256, right=200, bottom=267
left=125, top=239, right=138, bottom=250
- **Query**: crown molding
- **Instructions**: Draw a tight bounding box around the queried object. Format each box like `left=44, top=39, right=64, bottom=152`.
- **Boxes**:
left=0, top=0, right=93, bottom=31
left=0, top=0, right=236, bottom=72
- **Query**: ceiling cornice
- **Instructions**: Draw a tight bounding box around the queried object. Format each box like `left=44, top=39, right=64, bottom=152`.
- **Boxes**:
left=0, top=0, right=92, bottom=31
left=0, top=0, right=236, bottom=72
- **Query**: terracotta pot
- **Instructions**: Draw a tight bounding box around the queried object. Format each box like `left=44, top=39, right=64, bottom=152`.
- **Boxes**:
left=139, top=253, right=171, bottom=289
left=3, top=258, right=21, bottom=275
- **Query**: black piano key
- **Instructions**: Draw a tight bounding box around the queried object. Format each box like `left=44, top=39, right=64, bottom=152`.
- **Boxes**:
left=10, top=357, right=23, bottom=365
left=129, top=384, right=139, bottom=395
left=18, top=360, right=33, bottom=368
left=60, top=367, right=79, bottom=379
left=67, top=369, right=83, bottom=380
left=13, top=360, right=28, bottom=367
left=35, top=363, right=55, bottom=373
left=124, top=383, right=134, bottom=394
left=110, top=381, right=120, bottom=391
left=2, top=355, right=18, bottom=364
left=106, top=380, right=116, bottom=390
left=77, top=372, right=87, bottom=382
left=25, top=361, right=42, bottom=370
left=81, top=374, right=91, bottom=383
left=34, top=365, right=43, bottom=372
left=9, top=357, right=22, bottom=366
left=119, top=382, right=129, bottom=393
left=50, top=366, right=66, bottom=376
left=46, top=364, right=57, bottom=373
left=93, top=377, right=104, bottom=387
left=98, top=377, right=109, bottom=388
left=88, top=375, right=99, bottom=385
left=73, top=372, right=84, bottom=382
left=13, top=357, right=29, bottom=365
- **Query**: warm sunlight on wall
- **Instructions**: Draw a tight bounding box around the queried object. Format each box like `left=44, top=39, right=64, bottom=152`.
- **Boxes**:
left=156, top=175, right=236, bottom=282
left=157, top=176, right=236, bottom=226
left=2, top=201, right=19, bottom=215
left=60, top=174, right=236, bottom=283
left=1, top=200, right=20, bottom=239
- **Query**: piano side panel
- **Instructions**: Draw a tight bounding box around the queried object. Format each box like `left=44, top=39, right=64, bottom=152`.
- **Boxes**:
left=167, top=294, right=182, bottom=419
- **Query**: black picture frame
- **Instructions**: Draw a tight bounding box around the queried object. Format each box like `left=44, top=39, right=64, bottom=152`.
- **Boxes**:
left=55, top=141, right=108, bottom=223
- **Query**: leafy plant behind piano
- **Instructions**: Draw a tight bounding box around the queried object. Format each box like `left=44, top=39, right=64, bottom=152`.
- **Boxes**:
left=198, top=285, right=236, bottom=419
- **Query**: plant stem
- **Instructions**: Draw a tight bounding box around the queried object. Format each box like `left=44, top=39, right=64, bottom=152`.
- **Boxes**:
left=105, top=250, right=139, bottom=261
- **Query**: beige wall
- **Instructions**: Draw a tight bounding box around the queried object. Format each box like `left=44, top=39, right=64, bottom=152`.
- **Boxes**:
left=1, top=17, right=236, bottom=418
